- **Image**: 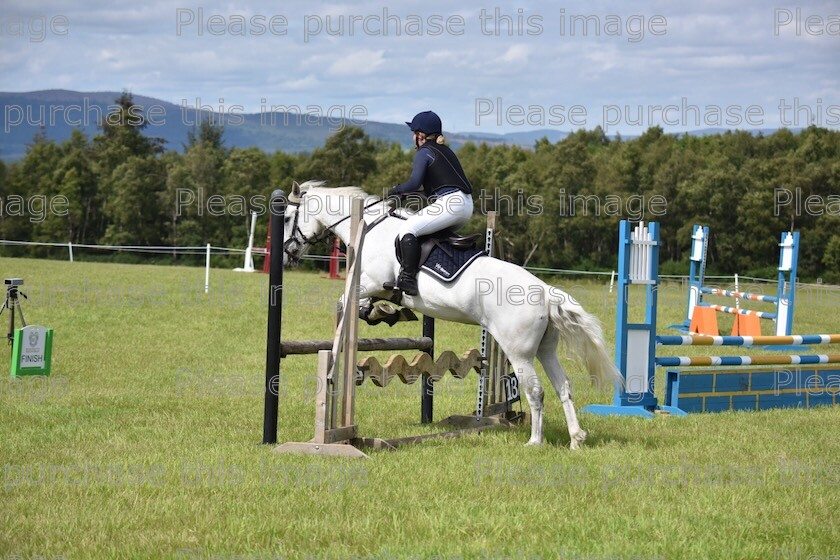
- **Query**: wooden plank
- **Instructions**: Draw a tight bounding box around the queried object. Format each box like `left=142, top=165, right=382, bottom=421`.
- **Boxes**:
left=351, top=437, right=397, bottom=451
left=486, top=211, right=497, bottom=232
left=343, top=198, right=364, bottom=428
left=328, top=307, right=341, bottom=430
left=274, top=442, right=370, bottom=459
left=438, top=414, right=515, bottom=429
left=483, top=401, right=519, bottom=418
left=312, top=350, right=331, bottom=443
left=323, top=424, right=359, bottom=444
left=376, top=425, right=505, bottom=448
left=280, top=337, right=433, bottom=356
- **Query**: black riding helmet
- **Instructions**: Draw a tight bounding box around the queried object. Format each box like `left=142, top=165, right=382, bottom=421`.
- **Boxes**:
left=405, top=111, right=442, bottom=135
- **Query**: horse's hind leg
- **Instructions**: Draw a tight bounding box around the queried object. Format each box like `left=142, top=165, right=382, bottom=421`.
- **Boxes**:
left=537, top=330, right=587, bottom=450
left=507, top=357, right=545, bottom=446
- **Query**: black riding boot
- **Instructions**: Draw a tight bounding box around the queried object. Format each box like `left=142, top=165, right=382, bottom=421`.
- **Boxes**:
left=396, top=234, right=421, bottom=296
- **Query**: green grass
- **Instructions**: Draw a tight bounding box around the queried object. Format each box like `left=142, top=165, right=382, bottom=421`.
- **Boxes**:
left=1, top=257, right=838, bottom=559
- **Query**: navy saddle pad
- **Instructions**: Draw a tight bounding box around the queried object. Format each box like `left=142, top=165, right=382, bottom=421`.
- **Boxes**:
left=420, top=242, right=485, bottom=282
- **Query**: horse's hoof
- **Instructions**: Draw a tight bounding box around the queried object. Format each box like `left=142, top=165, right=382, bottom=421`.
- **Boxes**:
left=525, top=439, right=543, bottom=446
left=570, top=430, right=587, bottom=450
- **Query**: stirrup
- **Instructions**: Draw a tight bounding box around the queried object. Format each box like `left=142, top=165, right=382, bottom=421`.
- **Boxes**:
left=383, top=273, right=418, bottom=296
left=398, top=281, right=418, bottom=296
left=382, top=283, right=419, bottom=297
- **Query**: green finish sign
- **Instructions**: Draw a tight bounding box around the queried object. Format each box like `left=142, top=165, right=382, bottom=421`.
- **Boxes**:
left=10, top=325, right=53, bottom=377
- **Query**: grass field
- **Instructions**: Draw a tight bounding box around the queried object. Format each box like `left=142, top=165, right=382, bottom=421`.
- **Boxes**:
left=1, top=256, right=839, bottom=559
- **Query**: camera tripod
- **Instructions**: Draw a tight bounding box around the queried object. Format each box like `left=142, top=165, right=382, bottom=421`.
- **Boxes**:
left=0, top=281, right=27, bottom=345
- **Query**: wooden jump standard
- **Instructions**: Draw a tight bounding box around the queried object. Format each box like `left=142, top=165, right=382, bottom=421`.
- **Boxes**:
left=263, top=192, right=519, bottom=457
left=262, top=191, right=438, bottom=445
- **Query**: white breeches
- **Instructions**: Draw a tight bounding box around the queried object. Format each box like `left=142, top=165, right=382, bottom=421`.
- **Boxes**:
left=399, top=190, right=473, bottom=239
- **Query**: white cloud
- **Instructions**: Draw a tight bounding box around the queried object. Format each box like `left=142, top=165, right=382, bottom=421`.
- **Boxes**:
left=0, top=0, right=836, bottom=134
left=284, top=75, right=320, bottom=91
left=499, top=44, right=531, bottom=64
left=326, top=49, right=385, bottom=76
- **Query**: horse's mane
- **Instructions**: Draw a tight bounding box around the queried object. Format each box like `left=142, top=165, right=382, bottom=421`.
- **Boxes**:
left=294, top=179, right=418, bottom=220
left=297, top=181, right=382, bottom=204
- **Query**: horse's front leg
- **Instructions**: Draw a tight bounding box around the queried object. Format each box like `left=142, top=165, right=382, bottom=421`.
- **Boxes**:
left=355, top=274, right=416, bottom=326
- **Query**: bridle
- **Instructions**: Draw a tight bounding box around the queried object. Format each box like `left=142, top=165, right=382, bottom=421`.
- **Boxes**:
left=282, top=196, right=330, bottom=265
left=282, top=193, right=392, bottom=265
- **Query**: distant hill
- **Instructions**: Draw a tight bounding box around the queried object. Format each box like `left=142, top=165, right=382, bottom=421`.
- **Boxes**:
left=0, top=89, right=570, bottom=161
left=672, top=127, right=803, bottom=138
left=0, top=89, right=400, bottom=160
left=0, top=90, right=799, bottom=161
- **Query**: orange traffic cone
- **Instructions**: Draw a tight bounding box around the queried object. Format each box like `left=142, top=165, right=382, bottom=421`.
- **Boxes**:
left=731, top=313, right=762, bottom=336
left=689, top=306, right=719, bottom=336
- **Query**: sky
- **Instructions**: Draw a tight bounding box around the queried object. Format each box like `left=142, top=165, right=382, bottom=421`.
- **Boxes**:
left=1, top=0, right=838, bottom=135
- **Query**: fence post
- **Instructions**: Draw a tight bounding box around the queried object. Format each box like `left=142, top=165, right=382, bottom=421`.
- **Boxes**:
left=204, top=244, right=211, bottom=294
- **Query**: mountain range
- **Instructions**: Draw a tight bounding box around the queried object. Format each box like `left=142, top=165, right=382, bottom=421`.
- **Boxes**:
left=0, top=90, right=797, bottom=162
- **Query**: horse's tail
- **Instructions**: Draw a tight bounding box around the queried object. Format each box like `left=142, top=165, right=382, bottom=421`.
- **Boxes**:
left=547, top=294, right=620, bottom=390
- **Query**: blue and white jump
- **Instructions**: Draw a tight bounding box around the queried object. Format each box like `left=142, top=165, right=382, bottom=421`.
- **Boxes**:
left=582, top=220, right=840, bottom=417
left=671, top=224, right=799, bottom=336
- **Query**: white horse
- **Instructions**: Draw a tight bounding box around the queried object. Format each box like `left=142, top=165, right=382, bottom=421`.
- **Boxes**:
left=281, top=181, right=619, bottom=449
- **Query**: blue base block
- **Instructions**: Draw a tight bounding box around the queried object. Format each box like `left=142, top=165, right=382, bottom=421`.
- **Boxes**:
left=667, top=321, right=691, bottom=333
left=658, top=405, right=688, bottom=416
left=581, top=404, right=687, bottom=418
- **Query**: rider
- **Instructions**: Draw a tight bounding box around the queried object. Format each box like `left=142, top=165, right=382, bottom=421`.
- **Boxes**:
left=386, top=111, right=474, bottom=296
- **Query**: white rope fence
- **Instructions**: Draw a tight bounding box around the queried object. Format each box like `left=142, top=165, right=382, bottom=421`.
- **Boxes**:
left=2, top=240, right=836, bottom=295
left=0, top=239, right=341, bottom=294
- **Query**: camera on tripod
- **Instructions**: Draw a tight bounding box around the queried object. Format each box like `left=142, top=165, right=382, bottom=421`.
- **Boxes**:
left=2, top=277, right=53, bottom=376
left=2, top=277, right=28, bottom=344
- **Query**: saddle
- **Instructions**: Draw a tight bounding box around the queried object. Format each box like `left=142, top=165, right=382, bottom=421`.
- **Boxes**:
left=395, top=229, right=486, bottom=283
left=410, top=229, right=483, bottom=266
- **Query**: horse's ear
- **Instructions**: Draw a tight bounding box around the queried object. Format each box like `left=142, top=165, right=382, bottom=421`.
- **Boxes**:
left=290, top=181, right=301, bottom=203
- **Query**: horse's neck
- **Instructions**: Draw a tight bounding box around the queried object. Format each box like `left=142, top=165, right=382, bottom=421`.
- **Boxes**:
left=316, top=193, right=369, bottom=246
left=321, top=195, right=398, bottom=247
left=331, top=217, right=353, bottom=246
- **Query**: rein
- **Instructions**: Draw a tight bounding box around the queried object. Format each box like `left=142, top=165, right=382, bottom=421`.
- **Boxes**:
left=282, top=195, right=395, bottom=264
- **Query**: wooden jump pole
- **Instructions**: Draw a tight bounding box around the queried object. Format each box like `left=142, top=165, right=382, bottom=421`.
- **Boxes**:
left=280, top=337, right=433, bottom=356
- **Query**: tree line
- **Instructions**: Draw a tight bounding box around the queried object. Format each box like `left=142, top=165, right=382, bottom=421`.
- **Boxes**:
left=1, top=93, right=838, bottom=281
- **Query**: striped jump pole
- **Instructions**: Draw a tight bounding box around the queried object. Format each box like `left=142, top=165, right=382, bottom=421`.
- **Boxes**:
left=703, top=305, right=776, bottom=319
left=700, top=287, right=777, bottom=304
left=657, top=334, right=840, bottom=347
left=656, top=354, right=840, bottom=368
